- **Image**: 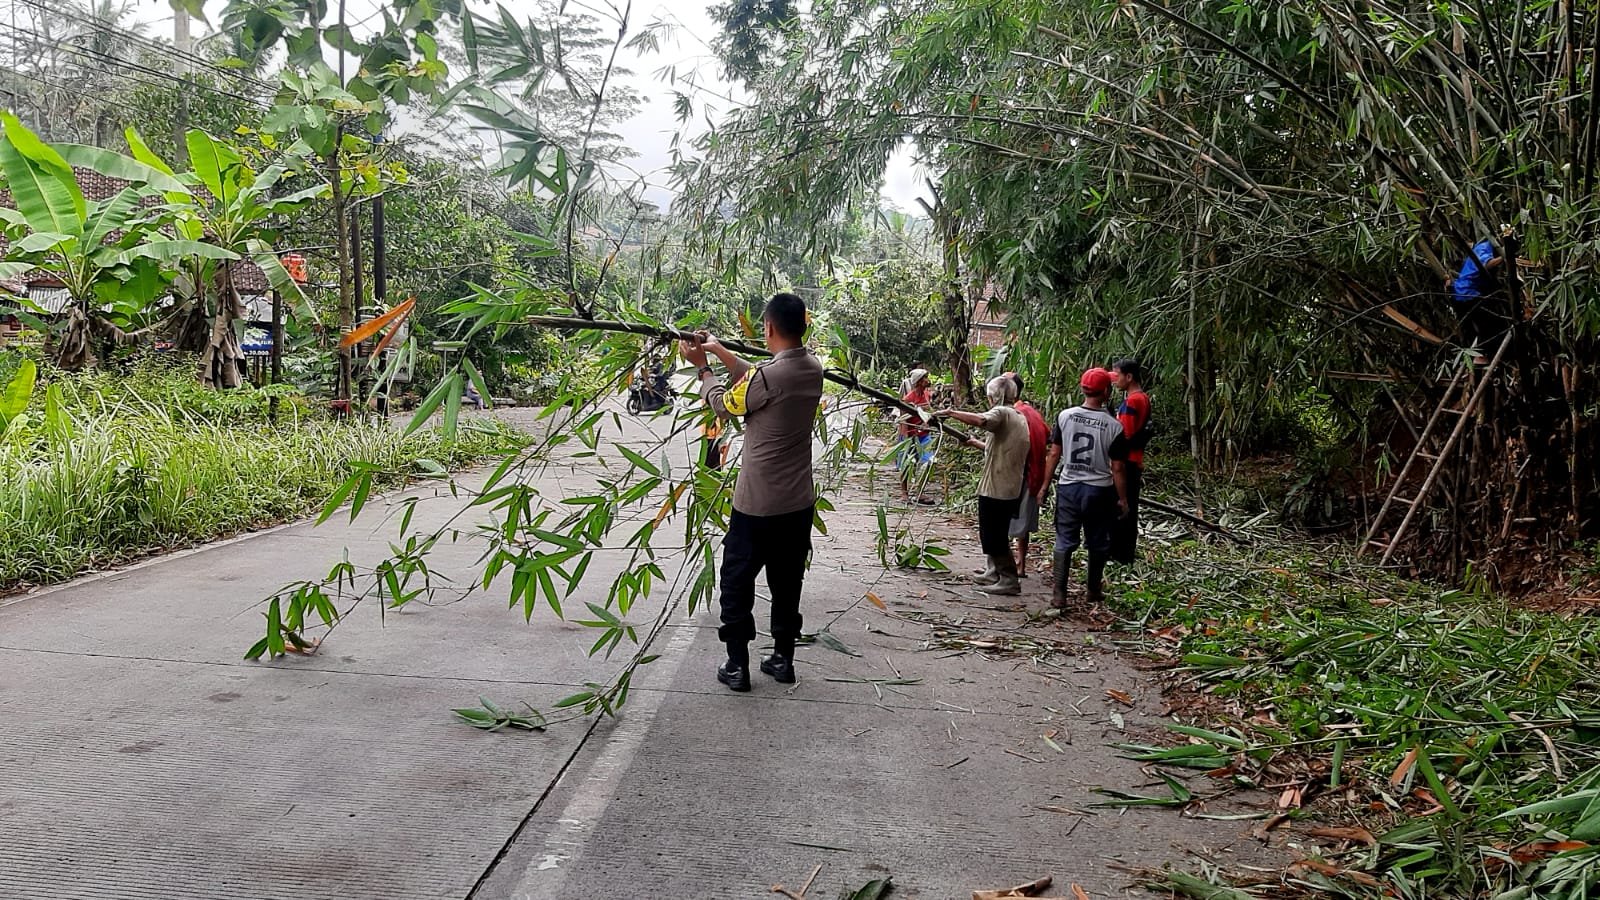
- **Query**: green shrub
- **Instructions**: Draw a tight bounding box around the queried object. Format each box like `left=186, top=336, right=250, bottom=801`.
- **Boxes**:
left=0, top=364, right=519, bottom=589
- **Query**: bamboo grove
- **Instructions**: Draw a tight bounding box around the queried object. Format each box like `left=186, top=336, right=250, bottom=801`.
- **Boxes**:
left=676, top=0, right=1600, bottom=583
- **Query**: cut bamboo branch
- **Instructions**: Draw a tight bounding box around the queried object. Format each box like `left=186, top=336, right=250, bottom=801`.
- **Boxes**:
left=1379, top=305, right=1445, bottom=346
left=523, top=315, right=977, bottom=444
left=1143, top=499, right=1249, bottom=545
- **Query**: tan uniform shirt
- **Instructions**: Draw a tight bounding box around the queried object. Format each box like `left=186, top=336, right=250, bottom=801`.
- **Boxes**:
left=976, top=405, right=1029, bottom=500
left=704, top=347, right=825, bottom=516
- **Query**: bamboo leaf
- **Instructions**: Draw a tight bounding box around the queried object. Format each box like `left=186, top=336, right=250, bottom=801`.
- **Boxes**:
left=462, top=357, right=493, bottom=410
left=340, top=297, right=416, bottom=349
left=442, top=372, right=462, bottom=441
left=404, top=374, right=455, bottom=437
left=615, top=444, right=661, bottom=477
left=317, top=473, right=363, bottom=524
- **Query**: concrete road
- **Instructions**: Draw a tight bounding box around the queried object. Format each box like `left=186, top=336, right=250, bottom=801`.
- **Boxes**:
left=0, top=405, right=1271, bottom=899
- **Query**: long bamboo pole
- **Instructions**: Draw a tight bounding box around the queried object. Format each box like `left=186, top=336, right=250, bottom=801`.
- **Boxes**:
left=524, top=315, right=1248, bottom=542
left=524, top=314, right=971, bottom=444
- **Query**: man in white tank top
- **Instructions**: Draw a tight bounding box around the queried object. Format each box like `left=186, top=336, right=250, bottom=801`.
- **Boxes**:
left=1038, top=368, right=1131, bottom=610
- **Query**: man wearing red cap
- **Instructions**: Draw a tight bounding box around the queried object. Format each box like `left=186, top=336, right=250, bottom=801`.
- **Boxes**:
left=1039, top=368, right=1131, bottom=610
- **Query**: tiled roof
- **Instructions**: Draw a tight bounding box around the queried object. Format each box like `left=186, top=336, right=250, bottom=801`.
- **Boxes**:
left=972, top=297, right=1007, bottom=328
left=0, top=167, right=271, bottom=292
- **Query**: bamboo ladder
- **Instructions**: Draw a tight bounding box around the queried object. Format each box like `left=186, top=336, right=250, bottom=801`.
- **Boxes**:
left=1360, top=329, right=1515, bottom=565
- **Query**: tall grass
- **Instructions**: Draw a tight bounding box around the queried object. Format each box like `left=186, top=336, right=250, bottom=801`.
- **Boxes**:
left=1, top=362, right=517, bottom=589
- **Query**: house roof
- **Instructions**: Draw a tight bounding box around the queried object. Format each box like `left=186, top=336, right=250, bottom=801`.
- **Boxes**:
left=0, top=166, right=272, bottom=293
left=972, top=294, right=1007, bottom=330
left=7, top=286, right=270, bottom=318
left=25, top=286, right=72, bottom=315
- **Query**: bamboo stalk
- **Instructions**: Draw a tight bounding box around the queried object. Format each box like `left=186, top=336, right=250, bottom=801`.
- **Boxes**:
left=522, top=315, right=977, bottom=444
left=526, top=316, right=1250, bottom=544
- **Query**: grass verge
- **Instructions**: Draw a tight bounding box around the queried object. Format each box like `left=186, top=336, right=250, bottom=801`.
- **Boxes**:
left=1104, top=522, right=1600, bottom=899
left=1, top=366, right=521, bottom=590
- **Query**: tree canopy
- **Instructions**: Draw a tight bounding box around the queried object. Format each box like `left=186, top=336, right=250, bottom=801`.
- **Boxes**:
left=681, top=0, right=1600, bottom=580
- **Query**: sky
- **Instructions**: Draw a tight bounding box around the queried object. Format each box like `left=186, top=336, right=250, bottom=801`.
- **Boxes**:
left=600, top=0, right=927, bottom=213
left=159, top=0, right=928, bottom=215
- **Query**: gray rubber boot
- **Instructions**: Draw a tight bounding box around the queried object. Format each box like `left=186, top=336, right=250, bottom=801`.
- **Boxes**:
left=971, top=559, right=999, bottom=584
left=979, top=554, right=1021, bottom=595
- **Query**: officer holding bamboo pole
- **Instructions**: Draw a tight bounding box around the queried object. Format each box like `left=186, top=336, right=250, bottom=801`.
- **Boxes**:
left=680, top=293, right=824, bottom=692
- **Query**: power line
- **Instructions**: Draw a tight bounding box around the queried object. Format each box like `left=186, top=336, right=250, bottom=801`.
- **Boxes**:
left=0, top=25, right=213, bottom=106
left=2, top=65, right=147, bottom=121
left=0, top=19, right=270, bottom=108
left=1, top=65, right=255, bottom=149
left=16, top=0, right=272, bottom=93
left=12, top=0, right=277, bottom=95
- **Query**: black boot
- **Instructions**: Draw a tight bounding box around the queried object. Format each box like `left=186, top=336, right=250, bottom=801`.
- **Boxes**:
left=762, top=634, right=797, bottom=683
left=1052, top=550, right=1072, bottom=609
left=717, top=660, right=751, bottom=692
left=718, top=643, right=751, bottom=692
left=760, top=655, right=796, bottom=683
left=1087, top=551, right=1107, bottom=606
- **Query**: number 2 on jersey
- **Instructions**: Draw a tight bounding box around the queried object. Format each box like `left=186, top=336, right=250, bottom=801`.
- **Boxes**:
left=1069, top=432, right=1095, bottom=466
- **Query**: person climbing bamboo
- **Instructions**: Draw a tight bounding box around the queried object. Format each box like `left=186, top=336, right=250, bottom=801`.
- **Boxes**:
left=1449, top=226, right=1524, bottom=365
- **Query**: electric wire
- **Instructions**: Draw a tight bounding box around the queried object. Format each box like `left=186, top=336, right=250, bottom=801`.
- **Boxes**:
left=0, top=50, right=281, bottom=154
left=1, top=64, right=148, bottom=121
left=0, top=19, right=270, bottom=108
left=11, top=0, right=277, bottom=95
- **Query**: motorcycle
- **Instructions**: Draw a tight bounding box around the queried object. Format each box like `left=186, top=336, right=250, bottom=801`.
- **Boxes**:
left=626, top=367, right=675, bottom=414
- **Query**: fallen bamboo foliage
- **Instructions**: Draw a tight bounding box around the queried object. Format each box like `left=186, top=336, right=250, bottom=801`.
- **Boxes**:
left=1099, top=531, right=1600, bottom=898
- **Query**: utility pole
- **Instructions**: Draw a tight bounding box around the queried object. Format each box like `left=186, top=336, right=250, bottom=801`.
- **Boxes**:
left=173, top=9, right=192, bottom=74
left=332, top=0, right=352, bottom=406
left=352, top=204, right=365, bottom=316
left=269, top=289, right=282, bottom=424
left=173, top=8, right=191, bottom=161
left=331, top=155, right=352, bottom=405
left=635, top=221, right=647, bottom=309
left=351, top=204, right=367, bottom=404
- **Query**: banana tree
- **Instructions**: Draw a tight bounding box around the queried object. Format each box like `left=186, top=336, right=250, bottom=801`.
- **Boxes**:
left=127, top=128, right=328, bottom=389
left=0, top=113, right=236, bottom=369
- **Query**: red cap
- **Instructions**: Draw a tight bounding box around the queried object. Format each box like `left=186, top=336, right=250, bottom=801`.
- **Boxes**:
left=1080, top=367, right=1112, bottom=394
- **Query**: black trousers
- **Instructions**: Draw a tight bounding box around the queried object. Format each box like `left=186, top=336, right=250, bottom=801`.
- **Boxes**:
left=977, top=495, right=1021, bottom=556
left=718, top=505, right=814, bottom=649
left=1111, top=465, right=1142, bottom=564
left=1454, top=297, right=1507, bottom=350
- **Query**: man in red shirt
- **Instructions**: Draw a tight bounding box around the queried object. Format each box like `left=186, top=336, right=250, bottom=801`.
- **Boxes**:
left=1110, top=359, right=1151, bottom=564
left=1005, top=372, right=1050, bottom=577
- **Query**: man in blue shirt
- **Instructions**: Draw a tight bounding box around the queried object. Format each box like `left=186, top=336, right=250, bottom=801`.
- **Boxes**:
left=1450, top=235, right=1508, bottom=364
